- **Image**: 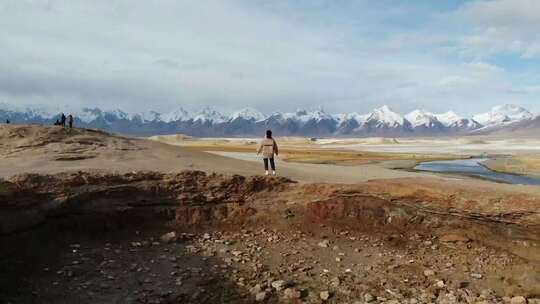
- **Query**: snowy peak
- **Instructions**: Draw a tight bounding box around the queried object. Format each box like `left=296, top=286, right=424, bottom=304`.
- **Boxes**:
left=405, top=109, right=440, bottom=128
left=133, top=110, right=161, bottom=122
left=473, top=104, right=533, bottom=126
left=435, top=111, right=462, bottom=127
left=304, top=109, right=333, bottom=122
left=0, top=102, right=18, bottom=113
left=295, top=109, right=308, bottom=116
left=193, top=107, right=225, bottom=123
left=102, top=109, right=132, bottom=125
left=365, top=105, right=406, bottom=127
left=162, top=107, right=191, bottom=123
left=493, top=104, right=533, bottom=121
left=0, top=102, right=63, bottom=119
left=229, top=108, right=266, bottom=122
left=435, top=111, right=480, bottom=130
left=70, top=108, right=131, bottom=124
left=336, top=112, right=368, bottom=125
left=78, top=108, right=103, bottom=123
left=278, top=108, right=333, bottom=123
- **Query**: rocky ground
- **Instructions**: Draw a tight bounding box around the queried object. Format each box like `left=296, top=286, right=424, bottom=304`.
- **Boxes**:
left=1, top=171, right=539, bottom=303
left=2, top=223, right=539, bottom=304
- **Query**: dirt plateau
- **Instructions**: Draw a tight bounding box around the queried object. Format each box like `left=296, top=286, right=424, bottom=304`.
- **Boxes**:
left=1, top=170, right=540, bottom=303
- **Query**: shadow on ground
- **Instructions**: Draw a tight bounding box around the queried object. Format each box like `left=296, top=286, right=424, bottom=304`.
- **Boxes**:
left=0, top=214, right=254, bottom=304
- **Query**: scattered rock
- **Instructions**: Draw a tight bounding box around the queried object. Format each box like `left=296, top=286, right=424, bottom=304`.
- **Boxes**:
left=250, top=284, right=262, bottom=294
left=364, top=293, right=375, bottom=302
left=511, top=296, right=527, bottom=304
left=255, top=291, right=267, bottom=302
left=318, top=240, right=330, bottom=248
left=320, top=291, right=330, bottom=301
left=271, top=280, right=286, bottom=291
left=470, top=273, right=483, bottom=279
left=424, top=270, right=435, bottom=277
left=435, top=280, right=445, bottom=289
left=284, top=288, right=301, bottom=299
left=160, top=232, right=177, bottom=243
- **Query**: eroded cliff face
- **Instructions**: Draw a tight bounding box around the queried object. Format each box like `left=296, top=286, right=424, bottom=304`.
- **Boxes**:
left=1, top=171, right=539, bottom=260
left=0, top=171, right=294, bottom=233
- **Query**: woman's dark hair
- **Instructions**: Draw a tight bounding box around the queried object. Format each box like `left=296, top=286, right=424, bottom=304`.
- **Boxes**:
left=266, top=129, right=272, bottom=139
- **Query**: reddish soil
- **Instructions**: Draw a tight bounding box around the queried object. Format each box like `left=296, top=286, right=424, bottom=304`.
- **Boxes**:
left=1, top=171, right=539, bottom=303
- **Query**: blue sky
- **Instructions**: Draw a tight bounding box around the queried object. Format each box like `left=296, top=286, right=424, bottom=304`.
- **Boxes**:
left=0, top=0, right=539, bottom=115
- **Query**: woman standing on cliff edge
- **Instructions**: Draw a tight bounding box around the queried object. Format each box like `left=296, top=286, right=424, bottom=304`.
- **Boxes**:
left=257, top=130, right=279, bottom=176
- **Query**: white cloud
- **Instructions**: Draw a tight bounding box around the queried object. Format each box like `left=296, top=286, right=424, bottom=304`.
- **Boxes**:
left=465, top=61, right=503, bottom=74
left=438, top=76, right=474, bottom=87
left=453, top=0, right=540, bottom=59
left=460, top=0, right=540, bottom=28
left=509, top=85, right=540, bottom=95
left=0, top=0, right=539, bottom=115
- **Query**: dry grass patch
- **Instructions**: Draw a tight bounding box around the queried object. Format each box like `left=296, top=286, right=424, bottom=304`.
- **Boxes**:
left=483, top=155, right=540, bottom=177
left=279, top=150, right=458, bottom=165
left=159, top=139, right=460, bottom=166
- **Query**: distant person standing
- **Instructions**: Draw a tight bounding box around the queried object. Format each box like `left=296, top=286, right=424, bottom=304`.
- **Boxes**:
left=5, top=119, right=9, bottom=124
left=68, top=114, right=74, bottom=129
left=257, top=130, right=279, bottom=176
left=60, top=113, right=66, bottom=128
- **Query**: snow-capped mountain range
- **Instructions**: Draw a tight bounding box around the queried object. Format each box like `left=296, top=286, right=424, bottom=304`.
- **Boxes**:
left=472, top=104, right=534, bottom=128
left=0, top=103, right=537, bottom=137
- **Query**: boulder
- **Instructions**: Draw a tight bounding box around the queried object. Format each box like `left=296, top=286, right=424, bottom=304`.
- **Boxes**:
left=160, top=232, right=177, bottom=243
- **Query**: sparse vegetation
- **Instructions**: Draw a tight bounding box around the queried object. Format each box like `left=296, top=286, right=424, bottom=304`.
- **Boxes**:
left=483, top=155, right=540, bottom=177
left=151, top=136, right=461, bottom=165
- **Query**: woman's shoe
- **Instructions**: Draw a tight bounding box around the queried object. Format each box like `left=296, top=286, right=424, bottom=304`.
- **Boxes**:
left=265, top=170, right=269, bottom=176
left=272, top=171, right=276, bottom=175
